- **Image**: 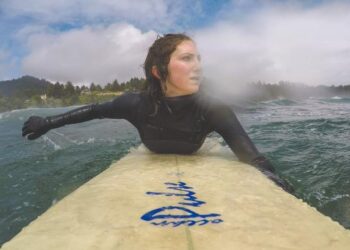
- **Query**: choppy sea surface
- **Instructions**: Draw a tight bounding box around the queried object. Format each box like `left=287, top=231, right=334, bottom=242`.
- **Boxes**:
left=1, top=96, right=350, bottom=245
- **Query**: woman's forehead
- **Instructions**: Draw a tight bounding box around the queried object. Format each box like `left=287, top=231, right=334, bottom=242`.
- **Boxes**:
left=174, top=40, right=198, bottom=54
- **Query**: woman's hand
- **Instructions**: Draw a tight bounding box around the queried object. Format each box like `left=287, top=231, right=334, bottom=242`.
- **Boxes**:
left=262, top=170, right=295, bottom=194
left=251, top=156, right=295, bottom=194
left=22, top=116, right=51, bottom=140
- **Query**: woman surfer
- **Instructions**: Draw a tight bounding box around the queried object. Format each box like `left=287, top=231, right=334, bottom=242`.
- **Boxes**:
left=22, top=33, right=294, bottom=193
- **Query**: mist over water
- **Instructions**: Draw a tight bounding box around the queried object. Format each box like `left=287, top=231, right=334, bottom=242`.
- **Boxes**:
left=1, top=96, right=350, bottom=245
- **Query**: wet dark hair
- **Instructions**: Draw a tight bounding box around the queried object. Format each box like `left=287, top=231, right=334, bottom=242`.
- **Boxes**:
left=143, top=33, right=192, bottom=112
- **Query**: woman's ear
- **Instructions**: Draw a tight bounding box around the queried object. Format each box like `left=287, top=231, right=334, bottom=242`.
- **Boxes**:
left=151, top=65, right=161, bottom=79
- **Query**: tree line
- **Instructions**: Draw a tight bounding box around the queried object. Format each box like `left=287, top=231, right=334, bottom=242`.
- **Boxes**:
left=45, top=77, right=145, bottom=98
left=0, top=77, right=145, bottom=112
left=1, top=76, right=350, bottom=113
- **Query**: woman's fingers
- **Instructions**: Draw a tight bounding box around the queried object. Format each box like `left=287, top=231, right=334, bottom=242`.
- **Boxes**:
left=22, top=129, right=32, bottom=137
left=22, top=124, right=28, bottom=131
left=27, top=132, right=41, bottom=140
left=22, top=124, right=31, bottom=136
left=24, top=116, right=35, bottom=125
left=22, top=127, right=28, bottom=136
left=22, top=116, right=39, bottom=136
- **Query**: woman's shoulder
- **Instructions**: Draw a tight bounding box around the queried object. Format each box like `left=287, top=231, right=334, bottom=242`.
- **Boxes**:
left=196, top=89, right=231, bottom=110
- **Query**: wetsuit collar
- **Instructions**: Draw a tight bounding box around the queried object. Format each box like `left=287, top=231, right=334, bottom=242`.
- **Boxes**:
left=162, top=92, right=199, bottom=114
left=163, top=92, right=199, bottom=102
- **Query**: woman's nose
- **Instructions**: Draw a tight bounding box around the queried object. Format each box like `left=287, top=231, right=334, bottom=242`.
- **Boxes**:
left=194, top=59, right=202, bottom=73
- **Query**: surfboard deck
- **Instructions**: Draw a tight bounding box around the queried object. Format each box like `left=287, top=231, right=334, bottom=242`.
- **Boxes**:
left=2, top=138, right=350, bottom=250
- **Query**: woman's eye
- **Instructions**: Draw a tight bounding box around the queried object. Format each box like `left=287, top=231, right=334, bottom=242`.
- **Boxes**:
left=182, top=56, right=191, bottom=61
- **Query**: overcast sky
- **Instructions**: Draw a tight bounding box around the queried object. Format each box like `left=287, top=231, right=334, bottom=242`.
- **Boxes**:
left=0, top=0, right=349, bottom=87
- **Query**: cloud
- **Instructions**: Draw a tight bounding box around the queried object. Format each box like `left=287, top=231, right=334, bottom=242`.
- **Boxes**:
left=22, top=23, right=157, bottom=85
left=0, top=0, right=198, bottom=31
left=194, top=1, right=350, bottom=90
left=4, top=1, right=350, bottom=88
left=0, top=49, right=17, bottom=81
left=1, top=0, right=205, bottom=81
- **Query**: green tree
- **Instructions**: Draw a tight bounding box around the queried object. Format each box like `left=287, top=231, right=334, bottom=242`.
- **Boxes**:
left=51, top=82, right=64, bottom=98
left=90, top=83, right=97, bottom=92
left=104, top=83, right=112, bottom=92
left=75, top=85, right=81, bottom=95
left=95, top=85, right=102, bottom=92
left=64, top=81, right=75, bottom=97
left=111, top=80, right=120, bottom=91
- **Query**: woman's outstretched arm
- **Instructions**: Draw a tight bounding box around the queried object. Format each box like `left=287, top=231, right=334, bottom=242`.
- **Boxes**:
left=22, top=92, right=140, bottom=140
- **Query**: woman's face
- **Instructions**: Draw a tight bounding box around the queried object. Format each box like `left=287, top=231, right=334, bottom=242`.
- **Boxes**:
left=164, top=40, right=202, bottom=97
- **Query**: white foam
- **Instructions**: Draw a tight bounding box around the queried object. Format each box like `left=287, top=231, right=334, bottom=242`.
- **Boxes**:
left=329, top=194, right=350, bottom=202
left=87, top=137, right=95, bottom=143
left=52, top=198, right=58, bottom=206
left=51, top=131, right=79, bottom=145
left=42, top=135, right=62, bottom=150
left=331, top=96, right=342, bottom=100
left=0, top=113, right=10, bottom=120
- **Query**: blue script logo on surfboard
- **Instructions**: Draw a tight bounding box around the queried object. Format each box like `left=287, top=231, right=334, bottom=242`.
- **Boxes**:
left=141, top=181, right=224, bottom=227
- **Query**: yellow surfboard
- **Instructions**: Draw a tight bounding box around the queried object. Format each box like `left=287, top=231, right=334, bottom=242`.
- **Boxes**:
left=2, top=138, right=350, bottom=250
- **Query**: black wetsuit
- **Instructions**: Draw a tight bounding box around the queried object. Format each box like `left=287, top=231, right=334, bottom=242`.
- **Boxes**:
left=47, top=91, right=259, bottom=161
left=23, top=91, right=294, bottom=193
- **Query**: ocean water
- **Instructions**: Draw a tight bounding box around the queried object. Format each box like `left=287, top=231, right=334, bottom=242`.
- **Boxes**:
left=1, top=96, right=350, bottom=245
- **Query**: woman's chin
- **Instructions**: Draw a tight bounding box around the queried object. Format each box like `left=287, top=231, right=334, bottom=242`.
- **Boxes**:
left=188, top=84, right=200, bottom=92
left=187, top=81, right=200, bottom=91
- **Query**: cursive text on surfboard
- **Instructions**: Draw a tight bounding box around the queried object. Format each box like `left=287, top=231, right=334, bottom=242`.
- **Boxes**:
left=141, top=181, right=224, bottom=227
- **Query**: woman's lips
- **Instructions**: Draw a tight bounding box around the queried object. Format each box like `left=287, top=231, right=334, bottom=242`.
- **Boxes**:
left=190, top=77, right=201, bottom=85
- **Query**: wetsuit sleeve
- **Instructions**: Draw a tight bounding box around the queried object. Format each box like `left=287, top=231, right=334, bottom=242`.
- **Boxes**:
left=207, top=103, right=294, bottom=193
left=207, top=103, right=260, bottom=163
left=46, top=92, right=140, bottom=129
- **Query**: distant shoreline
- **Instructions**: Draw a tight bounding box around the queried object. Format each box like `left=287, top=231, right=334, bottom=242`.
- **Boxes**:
left=1, top=75, right=350, bottom=113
